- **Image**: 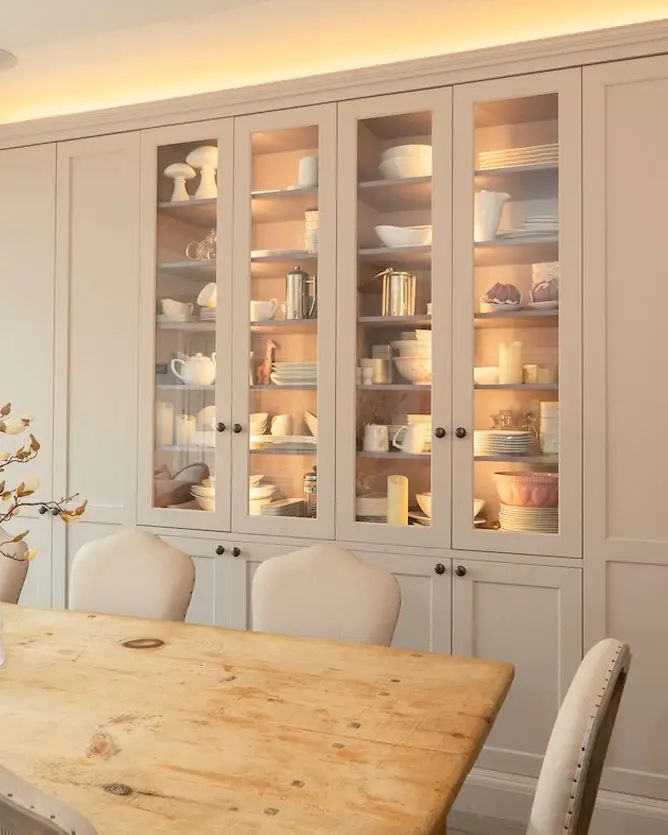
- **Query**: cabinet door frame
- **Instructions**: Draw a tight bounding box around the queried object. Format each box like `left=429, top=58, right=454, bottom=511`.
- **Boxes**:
left=336, top=88, right=453, bottom=548
left=452, top=557, right=582, bottom=777
left=231, top=104, right=337, bottom=539
left=137, top=119, right=234, bottom=532
left=452, top=69, right=582, bottom=558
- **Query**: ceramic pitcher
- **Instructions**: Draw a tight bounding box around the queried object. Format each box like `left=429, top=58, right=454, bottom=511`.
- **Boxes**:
left=474, top=190, right=510, bottom=242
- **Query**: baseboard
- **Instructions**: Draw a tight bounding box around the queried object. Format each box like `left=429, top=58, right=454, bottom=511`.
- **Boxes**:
left=451, top=767, right=668, bottom=835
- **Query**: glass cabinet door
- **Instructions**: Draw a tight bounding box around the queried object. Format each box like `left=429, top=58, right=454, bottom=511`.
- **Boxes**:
left=232, top=105, right=336, bottom=537
left=337, top=90, right=452, bottom=547
left=138, top=120, right=234, bottom=529
left=452, top=70, right=582, bottom=558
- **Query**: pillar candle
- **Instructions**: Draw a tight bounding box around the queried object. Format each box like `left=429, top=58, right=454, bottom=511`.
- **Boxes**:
left=387, top=475, right=409, bottom=526
left=499, top=341, right=523, bottom=384
left=155, top=401, right=174, bottom=446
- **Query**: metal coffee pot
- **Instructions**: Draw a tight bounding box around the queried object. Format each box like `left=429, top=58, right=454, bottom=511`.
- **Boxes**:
left=374, top=267, right=416, bottom=317
left=285, top=265, right=317, bottom=320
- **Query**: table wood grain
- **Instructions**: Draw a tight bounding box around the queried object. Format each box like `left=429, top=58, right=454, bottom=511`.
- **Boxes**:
left=0, top=606, right=513, bottom=834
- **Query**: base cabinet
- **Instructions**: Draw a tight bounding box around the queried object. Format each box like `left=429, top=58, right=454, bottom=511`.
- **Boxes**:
left=452, top=558, right=581, bottom=778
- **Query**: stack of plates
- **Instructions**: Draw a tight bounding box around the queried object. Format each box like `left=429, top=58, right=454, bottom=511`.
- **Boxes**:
left=270, top=362, right=317, bottom=386
left=261, top=498, right=305, bottom=517
left=200, top=308, right=216, bottom=321
left=499, top=214, right=558, bottom=238
left=499, top=504, right=558, bottom=533
left=478, top=143, right=558, bottom=170
left=474, top=430, right=533, bottom=457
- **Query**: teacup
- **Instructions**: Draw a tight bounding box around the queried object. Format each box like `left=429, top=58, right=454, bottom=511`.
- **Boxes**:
left=250, top=299, right=279, bottom=321
left=270, top=414, right=293, bottom=436
left=161, top=298, right=193, bottom=317
left=392, top=423, right=426, bottom=454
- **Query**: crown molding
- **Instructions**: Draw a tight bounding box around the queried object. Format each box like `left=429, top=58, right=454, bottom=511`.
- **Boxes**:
left=1, top=18, right=667, bottom=148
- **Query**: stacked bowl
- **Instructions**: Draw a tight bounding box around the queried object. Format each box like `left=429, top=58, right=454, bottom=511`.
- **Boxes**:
left=494, top=471, right=558, bottom=533
left=379, top=144, right=432, bottom=180
left=191, top=476, right=215, bottom=511
left=391, top=329, right=432, bottom=385
left=250, top=412, right=269, bottom=435
left=249, top=475, right=277, bottom=515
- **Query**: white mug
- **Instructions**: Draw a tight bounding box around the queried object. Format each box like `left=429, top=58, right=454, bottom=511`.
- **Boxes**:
left=270, top=414, right=293, bottom=436
left=298, top=154, right=318, bottom=187
left=161, top=298, right=193, bottom=316
left=392, top=423, right=426, bottom=454
left=250, top=299, right=279, bottom=321
left=363, top=424, right=389, bottom=452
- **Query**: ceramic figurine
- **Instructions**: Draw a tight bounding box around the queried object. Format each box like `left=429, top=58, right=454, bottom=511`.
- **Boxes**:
left=164, top=162, right=196, bottom=202
left=185, top=145, right=218, bottom=200
left=256, top=339, right=277, bottom=386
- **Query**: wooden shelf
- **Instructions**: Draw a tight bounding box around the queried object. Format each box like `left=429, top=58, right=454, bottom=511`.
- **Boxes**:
left=358, top=451, right=430, bottom=461
left=358, top=245, right=431, bottom=268
left=249, top=446, right=316, bottom=456
left=474, top=236, right=558, bottom=267
left=250, top=319, right=317, bottom=335
left=474, top=309, right=558, bottom=329
left=475, top=162, right=558, bottom=177
left=158, top=260, right=216, bottom=279
left=358, top=177, right=431, bottom=211
left=251, top=384, right=317, bottom=391
left=251, top=187, right=318, bottom=222
left=475, top=383, right=558, bottom=391
left=474, top=454, right=558, bottom=465
left=358, top=384, right=430, bottom=392
left=157, top=198, right=216, bottom=226
left=157, top=319, right=215, bottom=332
left=358, top=315, right=431, bottom=328
left=157, top=445, right=215, bottom=453
left=250, top=250, right=317, bottom=278
left=156, top=384, right=215, bottom=392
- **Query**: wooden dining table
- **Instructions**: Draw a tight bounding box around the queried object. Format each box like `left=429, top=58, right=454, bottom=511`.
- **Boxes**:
left=0, top=606, right=513, bottom=834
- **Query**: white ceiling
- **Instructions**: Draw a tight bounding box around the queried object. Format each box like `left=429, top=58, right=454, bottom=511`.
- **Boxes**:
left=0, top=0, right=666, bottom=124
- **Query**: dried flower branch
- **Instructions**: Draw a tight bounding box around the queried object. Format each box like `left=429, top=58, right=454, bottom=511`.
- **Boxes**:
left=0, top=403, right=86, bottom=562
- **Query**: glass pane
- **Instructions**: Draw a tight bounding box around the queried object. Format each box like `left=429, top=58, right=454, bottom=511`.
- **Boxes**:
left=247, top=125, right=319, bottom=519
left=354, top=111, right=433, bottom=527
left=472, top=94, right=559, bottom=534
left=153, top=139, right=219, bottom=512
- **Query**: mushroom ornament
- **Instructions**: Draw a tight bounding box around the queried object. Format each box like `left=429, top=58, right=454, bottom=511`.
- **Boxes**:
left=186, top=145, right=218, bottom=200
left=164, top=162, right=196, bottom=203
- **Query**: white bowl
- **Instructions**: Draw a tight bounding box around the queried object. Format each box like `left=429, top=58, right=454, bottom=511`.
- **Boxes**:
left=191, top=493, right=215, bottom=512
left=249, top=474, right=263, bottom=487
left=249, top=484, right=276, bottom=501
left=249, top=497, right=272, bottom=515
left=474, top=366, right=500, bottom=385
left=304, top=410, right=318, bottom=437
left=375, top=224, right=432, bottom=248
left=393, top=356, right=432, bottom=384
left=356, top=495, right=388, bottom=518
left=391, top=339, right=431, bottom=358
left=414, top=329, right=431, bottom=341
left=379, top=156, right=432, bottom=180
left=191, top=484, right=215, bottom=498
left=381, top=144, right=432, bottom=163
left=474, top=498, right=486, bottom=518
left=416, top=492, right=432, bottom=518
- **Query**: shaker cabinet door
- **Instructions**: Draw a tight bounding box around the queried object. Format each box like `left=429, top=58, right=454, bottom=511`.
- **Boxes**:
left=232, top=105, right=337, bottom=539
left=452, top=69, right=582, bottom=558
left=584, top=54, right=668, bottom=801
left=336, top=89, right=453, bottom=548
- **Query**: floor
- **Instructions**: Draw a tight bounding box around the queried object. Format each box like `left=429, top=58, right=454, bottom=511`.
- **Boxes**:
left=448, top=810, right=524, bottom=834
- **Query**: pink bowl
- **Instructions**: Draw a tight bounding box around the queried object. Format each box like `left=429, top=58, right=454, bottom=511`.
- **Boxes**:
left=493, top=471, right=559, bottom=508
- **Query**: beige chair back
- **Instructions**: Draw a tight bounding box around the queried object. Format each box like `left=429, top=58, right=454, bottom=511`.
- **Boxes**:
left=0, top=763, right=97, bottom=834
left=528, top=639, right=631, bottom=835
left=252, top=544, right=401, bottom=646
left=69, top=528, right=195, bottom=621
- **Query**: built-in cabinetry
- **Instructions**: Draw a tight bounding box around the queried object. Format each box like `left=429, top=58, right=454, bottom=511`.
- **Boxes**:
left=584, top=53, right=668, bottom=802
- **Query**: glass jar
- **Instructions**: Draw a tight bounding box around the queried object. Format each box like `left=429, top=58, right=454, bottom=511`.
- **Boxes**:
left=303, top=466, right=317, bottom=518
left=539, top=401, right=559, bottom=454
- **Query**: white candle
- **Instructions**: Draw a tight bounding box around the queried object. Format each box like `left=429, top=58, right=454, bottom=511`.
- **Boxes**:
left=156, top=401, right=174, bottom=446
left=387, top=475, right=409, bottom=526
left=499, top=341, right=523, bottom=384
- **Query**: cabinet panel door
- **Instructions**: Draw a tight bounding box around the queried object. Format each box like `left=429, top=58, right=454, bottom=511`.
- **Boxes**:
left=54, top=134, right=140, bottom=530
left=452, top=69, right=582, bottom=558
left=584, top=54, right=668, bottom=800
left=0, top=144, right=56, bottom=518
left=336, top=89, right=452, bottom=549
left=13, top=516, right=53, bottom=609
left=452, top=558, right=581, bottom=777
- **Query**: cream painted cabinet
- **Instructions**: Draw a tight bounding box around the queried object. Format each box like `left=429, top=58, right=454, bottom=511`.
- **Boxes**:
left=452, top=69, right=582, bottom=558
left=584, top=54, right=668, bottom=801
left=0, top=144, right=56, bottom=607
left=452, top=558, right=581, bottom=777
left=336, top=89, right=452, bottom=548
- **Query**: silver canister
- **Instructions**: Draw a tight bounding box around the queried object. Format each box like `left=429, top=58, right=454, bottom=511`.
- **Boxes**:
left=303, top=466, right=317, bottom=517
left=375, top=268, right=416, bottom=317
left=285, top=265, right=317, bottom=320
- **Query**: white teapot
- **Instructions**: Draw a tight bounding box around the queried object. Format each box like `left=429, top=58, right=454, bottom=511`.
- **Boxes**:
left=170, top=352, right=216, bottom=386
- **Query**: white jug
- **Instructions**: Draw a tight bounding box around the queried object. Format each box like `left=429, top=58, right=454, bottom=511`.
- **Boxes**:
left=474, top=190, right=510, bottom=242
left=170, top=352, right=216, bottom=386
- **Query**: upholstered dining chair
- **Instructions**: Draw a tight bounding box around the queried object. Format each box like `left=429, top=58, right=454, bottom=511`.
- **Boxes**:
left=0, top=763, right=97, bottom=834
left=69, top=528, right=195, bottom=621
left=252, top=544, right=401, bottom=645
left=449, top=638, right=631, bottom=835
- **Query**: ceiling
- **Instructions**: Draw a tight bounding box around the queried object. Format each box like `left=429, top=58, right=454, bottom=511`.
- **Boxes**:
left=0, top=0, right=666, bottom=124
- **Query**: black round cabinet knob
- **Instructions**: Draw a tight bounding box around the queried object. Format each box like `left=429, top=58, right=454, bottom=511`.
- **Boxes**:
left=215, top=545, right=225, bottom=555
left=216, top=422, right=226, bottom=433
left=455, top=565, right=467, bottom=577
left=232, top=424, right=242, bottom=434
left=434, top=427, right=446, bottom=439
left=434, top=563, right=446, bottom=575
left=231, top=547, right=241, bottom=557
left=455, top=427, right=467, bottom=439
left=38, top=505, right=47, bottom=515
